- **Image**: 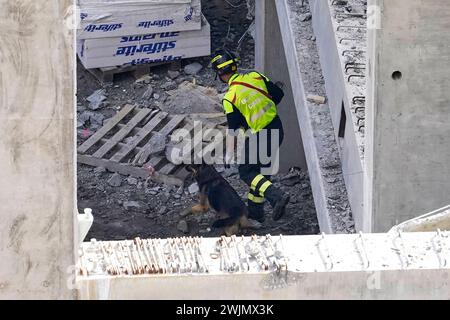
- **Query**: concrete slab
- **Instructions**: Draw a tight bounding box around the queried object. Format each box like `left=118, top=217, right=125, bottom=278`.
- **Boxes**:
left=76, top=232, right=450, bottom=299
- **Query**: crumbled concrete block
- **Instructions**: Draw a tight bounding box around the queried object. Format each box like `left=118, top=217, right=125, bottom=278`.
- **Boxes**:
left=123, top=201, right=142, bottom=210
left=135, top=75, right=151, bottom=84
left=167, top=70, right=180, bottom=79
left=161, top=81, right=177, bottom=91
left=188, top=183, right=199, bottom=194
left=142, top=85, right=154, bottom=99
left=176, top=186, right=184, bottom=195
left=79, top=111, right=105, bottom=126
left=87, top=89, right=107, bottom=110
left=127, top=177, right=138, bottom=185
left=108, top=173, right=123, bottom=187
left=94, top=167, right=107, bottom=175
left=132, top=132, right=166, bottom=165
left=177, top=220, right=189, bottom=233
left=184, top=62, right=203, bottom=75
left=307, top=94, right=326, bottom=104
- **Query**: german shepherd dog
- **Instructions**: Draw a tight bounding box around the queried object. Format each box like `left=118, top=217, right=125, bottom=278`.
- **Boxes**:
left=185, top=164, right=251, bottom=236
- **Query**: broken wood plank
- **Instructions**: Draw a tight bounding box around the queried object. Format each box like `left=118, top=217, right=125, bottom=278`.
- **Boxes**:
left=78, top=154, right=183, bottom=187
left=159, top=163, right=176, bottom=175
left=110, top=111, right=168, bottom=163
left=78, top=104, right=135, bottom=154
left=165, top=120, right=224, bottom=165
left=133, top=115, right=185, bottom=165
left=86, top=64, right=151, bottom=84
left=146, top=157, right=164, bottom=168
left=165, top=121, right=194, bottom=152
left=157, top=115, right=186, bottom=135
left=93, top=108, right=152, bottom=158
left=188, top=112, right=226, bottom=119
left=86, top=67, right=114, bottom=84
left=100, top=139, right=143, bottom=153
left=185, top=122, right=219, bottom=160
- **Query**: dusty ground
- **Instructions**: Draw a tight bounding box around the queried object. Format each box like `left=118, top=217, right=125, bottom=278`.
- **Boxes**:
left=77, top=0, right=320, bottom=240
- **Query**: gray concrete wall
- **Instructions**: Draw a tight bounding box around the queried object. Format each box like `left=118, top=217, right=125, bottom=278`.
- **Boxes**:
left=255, top=0, right=307, bottom=173
left=309, top=0, right=365, bottom=231
left=0, top=0, right=76, bottom=299
left=365, top=0, right=450, bottom=232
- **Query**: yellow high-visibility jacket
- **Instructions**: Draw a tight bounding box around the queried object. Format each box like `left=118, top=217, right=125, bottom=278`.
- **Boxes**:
left=223, top=72, right=277, bottom=133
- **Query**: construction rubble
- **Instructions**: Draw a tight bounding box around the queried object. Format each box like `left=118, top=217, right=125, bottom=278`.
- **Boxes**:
left=77, top=1, right=320, bottom=241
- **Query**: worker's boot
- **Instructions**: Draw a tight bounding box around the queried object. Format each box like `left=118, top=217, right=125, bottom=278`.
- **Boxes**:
left=248, top=202, right=265, bottom=223
left=264, top=185, right=290, bottom=221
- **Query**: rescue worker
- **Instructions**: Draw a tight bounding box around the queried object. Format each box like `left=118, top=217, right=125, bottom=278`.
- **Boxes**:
left=211, top=49, right=290, bottom=223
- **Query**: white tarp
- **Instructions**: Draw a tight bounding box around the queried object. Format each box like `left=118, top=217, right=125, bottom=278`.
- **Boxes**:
left=77, top=0, right=201, bottom=39
left=78, top=17, right=210, bottom=69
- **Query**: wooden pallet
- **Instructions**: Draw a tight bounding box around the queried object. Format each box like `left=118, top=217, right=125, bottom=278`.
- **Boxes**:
left=85, top=60, right=182, bottom=84
left=86, top=65, right=151, bottom=84
left=77, top=105, right=226, bottom=187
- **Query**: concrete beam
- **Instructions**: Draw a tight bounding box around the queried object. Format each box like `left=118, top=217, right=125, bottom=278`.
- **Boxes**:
left=0, top=0, right=76, bottom=299
left=365, top=0, right=450, bottom=232
left=77, top=233, right=450, bottom=300
left=309, top=0, right=366, bottom=230
left=77, top=269, right=450, bottom=300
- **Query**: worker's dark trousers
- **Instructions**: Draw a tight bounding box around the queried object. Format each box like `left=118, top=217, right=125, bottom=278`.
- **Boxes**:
left=238, top=116, right=284, bottom=220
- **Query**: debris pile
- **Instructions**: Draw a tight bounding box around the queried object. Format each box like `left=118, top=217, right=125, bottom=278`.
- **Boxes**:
left=77, top=1, right=320, bottom=240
